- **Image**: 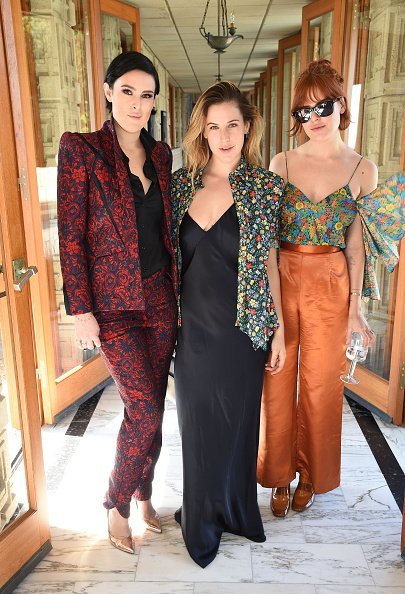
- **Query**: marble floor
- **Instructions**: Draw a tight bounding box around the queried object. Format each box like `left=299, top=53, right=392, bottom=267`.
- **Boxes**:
left=13, top=378, right=405, bottom=594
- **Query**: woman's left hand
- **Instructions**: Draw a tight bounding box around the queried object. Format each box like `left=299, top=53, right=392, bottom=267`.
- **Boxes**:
left=346, top=308, right=376, bottom=348
left=265, top=327, right=286, bottom=375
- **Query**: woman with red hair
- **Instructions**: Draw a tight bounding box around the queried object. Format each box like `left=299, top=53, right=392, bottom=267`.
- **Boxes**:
left=257, top=60, right=404, bottom=516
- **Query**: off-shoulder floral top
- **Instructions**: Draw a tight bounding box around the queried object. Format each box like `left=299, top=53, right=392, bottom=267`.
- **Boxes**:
left=281, top=171, right=405, bottom=299
left=171, top=159, right=284, bottom=350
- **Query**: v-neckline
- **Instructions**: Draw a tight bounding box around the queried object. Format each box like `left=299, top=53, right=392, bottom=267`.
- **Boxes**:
left=186, top=203, right=235, bottom=232
left=285, top=181, right=352, bottom=205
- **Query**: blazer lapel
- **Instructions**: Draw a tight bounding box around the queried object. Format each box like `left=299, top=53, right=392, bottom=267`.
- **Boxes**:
left=109, top=121, right=140, bottom=251
left=150, top=142, right=172, bottom=249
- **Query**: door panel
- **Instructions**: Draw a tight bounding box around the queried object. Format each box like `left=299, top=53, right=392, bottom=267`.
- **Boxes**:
left=342, top=0, right=405, bottom=423
left=0, top=10, right=50, bottom=590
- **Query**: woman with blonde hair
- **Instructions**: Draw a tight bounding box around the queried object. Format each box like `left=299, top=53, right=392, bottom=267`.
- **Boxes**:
left=171, top=81, right=285, bottom=567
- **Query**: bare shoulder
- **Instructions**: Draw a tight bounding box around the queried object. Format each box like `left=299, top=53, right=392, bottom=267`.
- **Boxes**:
left=269, top=152, right=288, bottom=181
left=356, top=155, right=378, bottom=197
left=358, top=156, right=378, bottom=177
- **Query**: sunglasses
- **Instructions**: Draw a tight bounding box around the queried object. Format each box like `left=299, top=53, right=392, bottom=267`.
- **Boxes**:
left=292, top=97, right=341, bottom=124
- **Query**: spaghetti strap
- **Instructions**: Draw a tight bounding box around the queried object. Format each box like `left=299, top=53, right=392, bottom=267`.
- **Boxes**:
left=347, top=156, right=363, bottom=184
left=284, top=151, right=289, bottom=181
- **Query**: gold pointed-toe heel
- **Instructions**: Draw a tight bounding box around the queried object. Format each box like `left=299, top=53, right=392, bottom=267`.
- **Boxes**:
left=143, top=512, right=162, bottom=534
left=107, top=509, right=135, bottom=554
left=135, top=501, right=162, bottom=534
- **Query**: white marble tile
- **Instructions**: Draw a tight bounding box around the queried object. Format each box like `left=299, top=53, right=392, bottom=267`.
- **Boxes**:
left=136, top=542, right=253, bottom=582
left=373, top=415, right=405, bottom=473
left=195, top=585, right=316, bottom=594
left=259, top=506, right=306, bottom=543
left=340, top=451, right=384, bottom=472
left=316, top=586, right=404, bottom=594
left=82, top=408, right=123, bottom=436
left=13, top=583, right=75, bottom=593
left=301, top=510, right=402, bottom=545
left=27, top=379, right=402, bottom=591
left=304, top=488, right=349, bottom=512
left=251, top=543, right=373, bottom=585
left=42, top=435, right=83, bottom=493
left=362, top=545, right=405, bottom=587
left=165, top=376, right=176, bottom=404
left=74, top=582, right=193, bottom=593
left=94, top=396, right=124, bottom=413
left=341, top=418, right=370, bottom=443
left=22, top=533, right=137, bottom=583
left=340, top=481, right=398, bottom=512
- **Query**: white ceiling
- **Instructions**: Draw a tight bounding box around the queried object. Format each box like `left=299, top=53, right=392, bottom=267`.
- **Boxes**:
left=127, top=0, right=308, bottom=93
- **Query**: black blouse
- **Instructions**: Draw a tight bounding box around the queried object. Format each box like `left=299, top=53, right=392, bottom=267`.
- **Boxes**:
left=122, top=145, right=171, bottom=278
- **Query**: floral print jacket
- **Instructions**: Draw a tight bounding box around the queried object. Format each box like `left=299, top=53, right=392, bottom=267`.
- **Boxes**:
left=171, top=159, right=284, bottom=350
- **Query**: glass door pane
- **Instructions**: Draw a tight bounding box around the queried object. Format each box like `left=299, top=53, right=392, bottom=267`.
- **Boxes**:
left=307, top=11, right=333, bottom=62
left=261, top=74, right=266, bottom=159
left=353, top=0, right=405, bottom=382
left=0, top=235, right=29, bottom=534
left=102, top=14, right=134, bottom=71
left=270, top=67, right=278, bottom=162
left=362, top=269, right=396, bottom=380
left=282, top=45, right=300, bottom=151
left=21, top=0, right=96, bottom=379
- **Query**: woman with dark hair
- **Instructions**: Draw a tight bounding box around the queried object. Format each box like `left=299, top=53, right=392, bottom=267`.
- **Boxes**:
left=57, top=51, right=177, bottom=553
left=258, top=59, right=404, bottom=517
left=171, top=81, right=285, bottom=567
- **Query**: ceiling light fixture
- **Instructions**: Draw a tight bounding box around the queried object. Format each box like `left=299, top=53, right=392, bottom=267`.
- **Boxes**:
left=199, top=0, right=243, bottom=81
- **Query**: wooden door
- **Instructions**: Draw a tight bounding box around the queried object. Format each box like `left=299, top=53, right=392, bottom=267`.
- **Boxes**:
left=301, top=0, right=346, bottom=71
left=0, top=14, right=50, bottom=591
left=265, top=58, right=278, bottom=168
left=277, top=32, right=301, bottom=154
left=3, top=0, right=110, bottom=424
left=341, top=0, right=405, bottom=424
left=90, top=0, right=141, bottom=127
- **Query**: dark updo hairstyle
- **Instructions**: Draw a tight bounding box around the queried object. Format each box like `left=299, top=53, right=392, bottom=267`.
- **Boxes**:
left=104, top=51, right=160, bottom=111
left=290, top=59, right=351, bottom=136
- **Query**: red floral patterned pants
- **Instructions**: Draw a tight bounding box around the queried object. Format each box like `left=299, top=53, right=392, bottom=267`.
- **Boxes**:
left=97, top=267, right=177, bottom=518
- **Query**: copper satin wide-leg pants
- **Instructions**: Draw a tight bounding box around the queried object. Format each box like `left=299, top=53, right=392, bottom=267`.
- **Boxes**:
left=257, top=245, right=350, bottom=494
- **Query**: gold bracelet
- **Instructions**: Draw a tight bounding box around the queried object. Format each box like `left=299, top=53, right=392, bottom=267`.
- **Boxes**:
left=349, top=290, right=361, bottom=296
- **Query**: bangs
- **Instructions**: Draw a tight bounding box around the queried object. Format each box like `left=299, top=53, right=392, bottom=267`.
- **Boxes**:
left=290, top=66, right=351, bottom=136
left=292, top=77, right=342, bottom=112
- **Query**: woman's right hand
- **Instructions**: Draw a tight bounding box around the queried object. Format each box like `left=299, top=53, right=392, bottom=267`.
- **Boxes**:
left=265, top=327, right=286, bottom=375
left=74, top=312, right=101, bottom=350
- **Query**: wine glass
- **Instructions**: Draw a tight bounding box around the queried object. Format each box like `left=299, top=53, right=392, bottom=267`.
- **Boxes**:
left=340, top=331, right=368, bottom=385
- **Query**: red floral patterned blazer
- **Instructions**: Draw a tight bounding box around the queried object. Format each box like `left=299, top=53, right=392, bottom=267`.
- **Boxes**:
left=57, top=119, right=176, bottom=316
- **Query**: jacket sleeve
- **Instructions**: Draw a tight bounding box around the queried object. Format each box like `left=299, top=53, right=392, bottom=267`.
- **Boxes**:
left=57, top=132, right=93, bottom=315
left=263, top=171, right=284, bottom=248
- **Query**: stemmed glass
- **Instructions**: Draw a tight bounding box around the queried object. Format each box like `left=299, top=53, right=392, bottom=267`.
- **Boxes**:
left=340, top=331, right=368, bottom=385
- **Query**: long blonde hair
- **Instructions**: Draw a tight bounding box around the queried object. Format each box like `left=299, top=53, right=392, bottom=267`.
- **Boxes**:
left=183, top=81, right=263, bottom=184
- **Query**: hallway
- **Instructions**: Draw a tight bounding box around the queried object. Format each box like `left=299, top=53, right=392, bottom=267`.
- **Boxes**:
left=12, top=380, right=405, bottom=593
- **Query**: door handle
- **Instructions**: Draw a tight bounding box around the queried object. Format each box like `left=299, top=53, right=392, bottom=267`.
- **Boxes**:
left=0, top=264, right=5, bottom=298
left=12, top=258, right=38, bottom=292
